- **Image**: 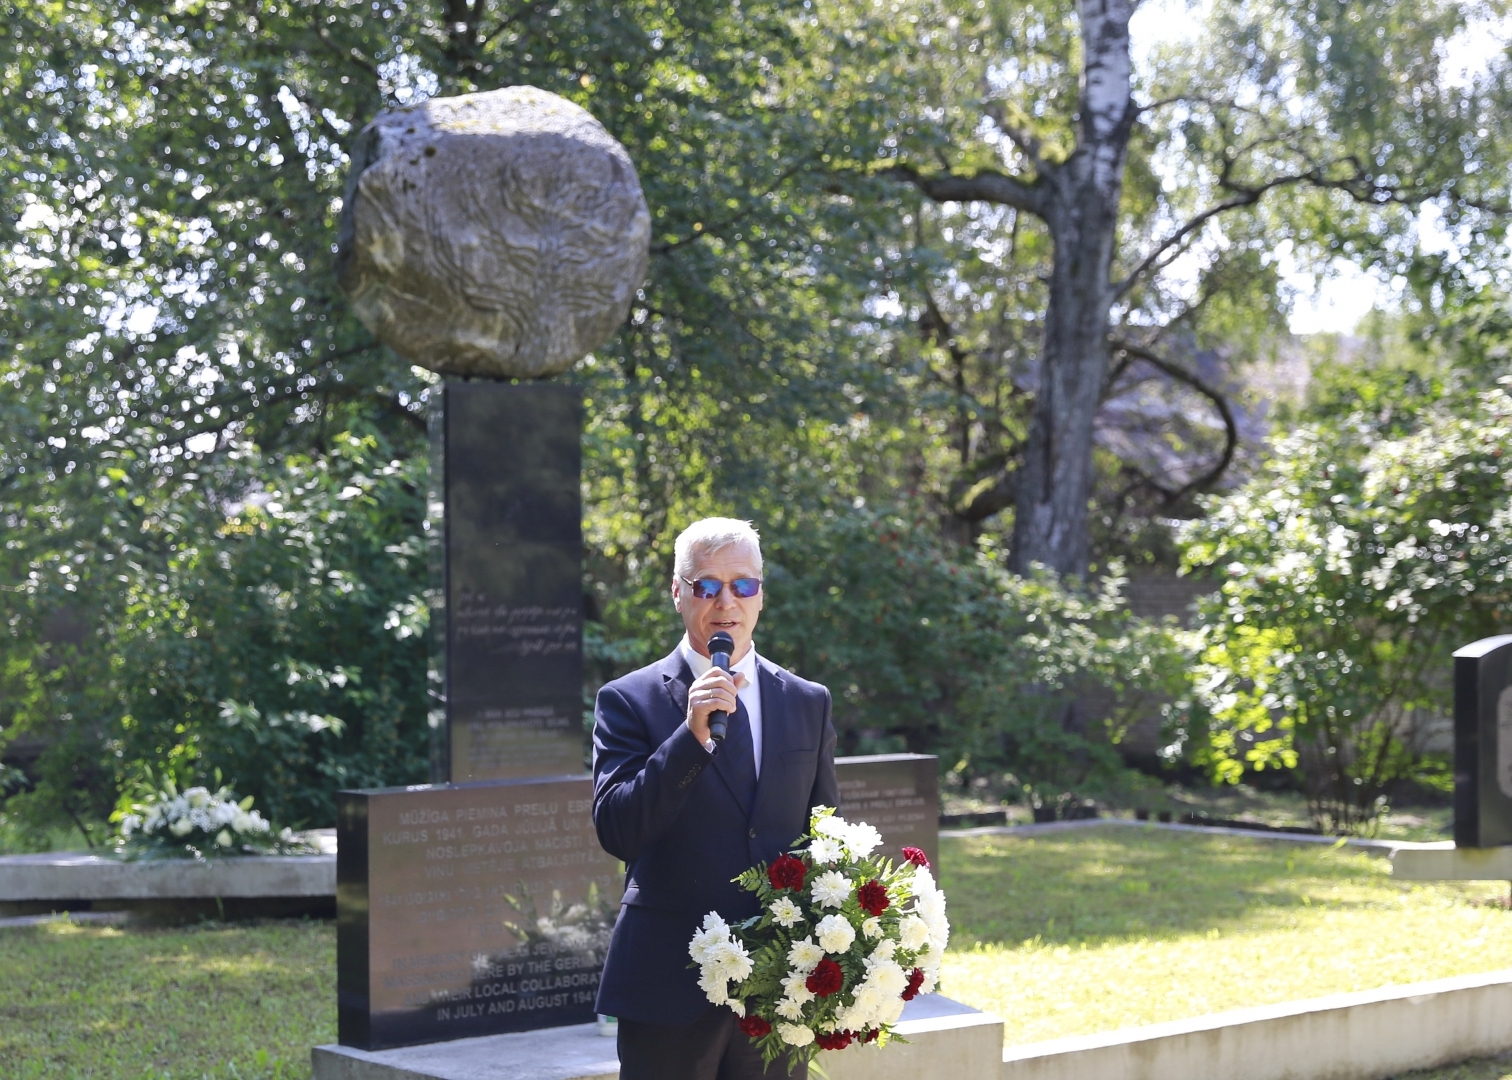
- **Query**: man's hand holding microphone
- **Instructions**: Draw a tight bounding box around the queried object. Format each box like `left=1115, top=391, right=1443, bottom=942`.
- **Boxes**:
left=686, top=631, right=744, bottom=747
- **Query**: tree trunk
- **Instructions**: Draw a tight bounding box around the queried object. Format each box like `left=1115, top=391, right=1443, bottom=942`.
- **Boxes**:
left=1008, top=0, right=1134, bottom=578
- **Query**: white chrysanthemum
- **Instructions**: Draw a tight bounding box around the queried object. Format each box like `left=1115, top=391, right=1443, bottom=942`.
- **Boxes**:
left=787, top=937, right=824, bottom=973
left=898, top=914, right=930, bottom=951
left=911, top=866, right=938, bottom=896
left=815, top=913, right=855, bottom=954
left=778, top=1022, right=815, bottom=1047
left=809, top=836, right=844, bottom=864
left=689, top=927, right=725, bottom=965
left=811, top=870, right=850, bottom=908
left=841, top=821, right=882, bottom=858
left=770, top=896, right=803, bottom=928
left=813, top=814, right=847, bottom=839
left=170, top=817, right=194, bottom=837
left=776, top=997, right=806, bottom=1021
left=703, top=912, right=730, bottom=934
left=917, top=969, right=937, bottom=996
left=869, top=937, right=897, bottom=961
left=876, top=994, right=906, bottom=1025
left=186, top=787, right=211, bottom=809
left=699, top=971, right=730, bottom=1006
left=865, top=958, right=907, bottom=997
left=781, top=970, right=815, bottom=1004
left=729, top=998, right=746, bottom=1018
left=861, top=916, right=883, bottom=940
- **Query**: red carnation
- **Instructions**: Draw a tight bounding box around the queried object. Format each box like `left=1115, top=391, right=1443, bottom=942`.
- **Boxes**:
left=816, top=1030, right=854, bottom=1051
left=856, top=879, right=890, bottom=917
left=901, top=846, right=931, bottom=869
left=739, top=1015, right=772, bottom=1039
left=862, top=1027, right=880, bottom=1043
left=805, top=957, right=844, bottom=998
left=901, top=967, right=925, bottom=1001
left=768, top=854, right=807, bottom=892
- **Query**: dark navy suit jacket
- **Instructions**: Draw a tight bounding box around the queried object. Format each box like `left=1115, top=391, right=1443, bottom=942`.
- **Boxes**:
left=591, top=647, right=839, bottom=1025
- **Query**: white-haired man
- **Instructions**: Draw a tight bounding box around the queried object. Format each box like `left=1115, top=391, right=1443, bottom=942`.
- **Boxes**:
left=592, top=518, right=838, bottom=1079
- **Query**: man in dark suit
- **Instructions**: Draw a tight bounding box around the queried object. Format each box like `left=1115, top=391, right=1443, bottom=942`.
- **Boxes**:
left=592, top=517, right=839, bottom=1080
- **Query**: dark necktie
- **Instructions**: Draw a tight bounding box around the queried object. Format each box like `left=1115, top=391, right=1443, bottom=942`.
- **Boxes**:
left=718, top=698, right=758, bottom=816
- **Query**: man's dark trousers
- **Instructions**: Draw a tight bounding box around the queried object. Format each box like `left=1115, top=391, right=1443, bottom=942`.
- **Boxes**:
left=591, top=647, right=837, bottom=1078
left=617, top=1009, right=806, bottom=1080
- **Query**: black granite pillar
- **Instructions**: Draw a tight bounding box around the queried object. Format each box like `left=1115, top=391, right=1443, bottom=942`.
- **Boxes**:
left=1455, top=634, right=1512, bottom=848
left=436, top=382, right=585, bottom=783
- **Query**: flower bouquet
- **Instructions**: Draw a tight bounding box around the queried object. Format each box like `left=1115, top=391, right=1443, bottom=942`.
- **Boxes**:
left=688, top=806, right=949, bottom=1073
left=111, top=779, right=316, bottom=860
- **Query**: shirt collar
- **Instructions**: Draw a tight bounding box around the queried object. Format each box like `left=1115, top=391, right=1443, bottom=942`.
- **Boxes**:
left=680, top=634, right=759, bottom=680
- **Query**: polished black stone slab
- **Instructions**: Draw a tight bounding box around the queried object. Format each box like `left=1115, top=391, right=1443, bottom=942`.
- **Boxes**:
left=835, top=753, right=939, bottom=869
left=337, top=777, right=618, bottom=1051
left=1454, top=635, right=1512, bottom=848
left=440, top=383, right=584, bottom=782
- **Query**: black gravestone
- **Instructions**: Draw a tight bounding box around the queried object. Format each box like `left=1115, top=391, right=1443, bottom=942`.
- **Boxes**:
left=336, top=776, right=619, bottom=1051
left=439, top=383, right=585, bottom=783
left=1455, top=635, right=1512, bottom=848
left=835, top=753, right=940, bottom=869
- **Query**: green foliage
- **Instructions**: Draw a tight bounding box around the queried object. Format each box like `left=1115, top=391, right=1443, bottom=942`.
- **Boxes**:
left=1179, top=362, right=1512, bottom=832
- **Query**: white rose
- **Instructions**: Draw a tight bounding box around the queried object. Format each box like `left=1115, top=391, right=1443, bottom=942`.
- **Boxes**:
left=170, top=817, right=194, bottom=837
left=185, top=787, right=211, bottom=809
left=786, top=937, right=824, bottom=973
left=811, top=870, right=850, bottom=908
left=770, top=896, right=804, bottom=928
left=815, top=913, right=856, bottom=954
left=778, top=1023, right=815, bottom=1047
left=899, top=914, right=930, bottom=951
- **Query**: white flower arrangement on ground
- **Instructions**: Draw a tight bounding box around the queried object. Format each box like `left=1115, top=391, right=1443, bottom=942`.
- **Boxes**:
left=110, top=779, right=315, bottom=860
left=688, top=807, right=950, bottom=1073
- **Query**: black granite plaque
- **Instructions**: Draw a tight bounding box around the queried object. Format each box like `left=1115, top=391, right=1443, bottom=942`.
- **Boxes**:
left=441, top=383, right=585, bottom=782
left=1455, top=635, right=1512, bottom=848
left=336, top=776, right=619, bottom=1050
left=835, top=753, right=940, bottom=869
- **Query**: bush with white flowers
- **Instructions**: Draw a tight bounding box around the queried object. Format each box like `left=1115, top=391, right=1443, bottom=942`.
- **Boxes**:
left=111, top=780, right=315, bottom=859
left=688, top=807, right=949, bottom=1073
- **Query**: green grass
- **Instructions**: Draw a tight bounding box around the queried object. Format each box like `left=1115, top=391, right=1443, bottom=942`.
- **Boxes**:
left=938, top=826, right=1512, bottom=1048
left=3, top=919, right=333, bottom=1079
left=1397, top=1054, right=1512, bottom=1080
left=7, top=826, right=1512, bottom=1078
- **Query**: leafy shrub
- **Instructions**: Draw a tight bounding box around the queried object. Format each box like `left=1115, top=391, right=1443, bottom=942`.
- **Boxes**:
left=1179, top=379, right=1512, bottom=832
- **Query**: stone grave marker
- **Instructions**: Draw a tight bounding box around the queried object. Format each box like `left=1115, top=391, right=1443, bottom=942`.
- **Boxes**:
left=835, top=753, right=939, bottom=869
left=336, top=776, right=618, bottom=1050
left=1455, top=634, right=1512, bottom=848
left=438, top=383, right=585, bottom=783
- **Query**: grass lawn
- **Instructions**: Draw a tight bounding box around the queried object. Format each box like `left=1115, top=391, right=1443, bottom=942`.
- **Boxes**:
left=938, top=825, right=1512, bottom=1049
left=3, top=919, right=333, bottom=1079
left=8, top=824, right=1512, bottom=1078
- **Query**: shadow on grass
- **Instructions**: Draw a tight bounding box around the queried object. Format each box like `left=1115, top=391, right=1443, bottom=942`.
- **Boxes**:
left=938, top=824, right=1400, bottom=948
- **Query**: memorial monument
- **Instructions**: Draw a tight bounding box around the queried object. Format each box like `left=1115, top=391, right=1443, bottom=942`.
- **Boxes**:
left=328, top=85, right=943, bottom=1055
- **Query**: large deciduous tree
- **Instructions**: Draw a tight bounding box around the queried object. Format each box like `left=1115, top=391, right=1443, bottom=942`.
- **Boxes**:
left=819, top=0, right=1512, bottom=575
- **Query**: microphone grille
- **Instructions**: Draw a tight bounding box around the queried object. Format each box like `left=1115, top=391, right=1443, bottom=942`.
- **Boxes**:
left=707, top=631, right=735, bottom=655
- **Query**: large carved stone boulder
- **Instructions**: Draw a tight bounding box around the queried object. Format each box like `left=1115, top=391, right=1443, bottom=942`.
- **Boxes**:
left=336, top=86, right=650, bottom=379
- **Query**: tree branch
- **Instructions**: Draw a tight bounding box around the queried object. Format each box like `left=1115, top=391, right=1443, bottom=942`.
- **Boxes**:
left=882, top=163, right=1045, bottom=217
left=1108, top=337, right=1238, bottom=503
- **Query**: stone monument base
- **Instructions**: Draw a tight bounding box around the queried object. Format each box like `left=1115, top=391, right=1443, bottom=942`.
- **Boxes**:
left=1391, top=840, right=1512, bottom=880
left=312, top=994, right=1002, bottom=1080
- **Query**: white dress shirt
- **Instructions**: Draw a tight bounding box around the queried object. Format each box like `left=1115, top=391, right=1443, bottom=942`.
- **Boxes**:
left=680, top=634, right=763, bottom=778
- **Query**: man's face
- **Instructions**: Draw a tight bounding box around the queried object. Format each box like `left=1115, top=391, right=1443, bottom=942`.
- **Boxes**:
left=672, top=542, right=764, bottom=660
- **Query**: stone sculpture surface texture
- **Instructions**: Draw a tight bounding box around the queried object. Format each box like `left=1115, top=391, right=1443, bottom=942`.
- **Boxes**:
left=337, top=86, right=650, bottom=378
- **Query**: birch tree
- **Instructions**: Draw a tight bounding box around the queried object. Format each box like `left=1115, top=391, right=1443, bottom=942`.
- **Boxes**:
left=828, top=0, right=1512, bottom=576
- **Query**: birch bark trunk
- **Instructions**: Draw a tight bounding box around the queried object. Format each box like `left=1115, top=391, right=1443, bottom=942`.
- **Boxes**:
left=1008, top=0, right=1135, bottom=577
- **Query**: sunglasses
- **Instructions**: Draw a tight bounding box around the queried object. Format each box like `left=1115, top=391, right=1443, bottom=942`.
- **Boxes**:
left=681, top=575, right=763, bottom=600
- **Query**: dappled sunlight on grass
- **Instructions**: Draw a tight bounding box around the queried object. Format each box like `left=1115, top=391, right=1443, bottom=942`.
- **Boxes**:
left=3, top=919, right=333, bottom=1079
left=938, top=826, right=1512, bottom=1046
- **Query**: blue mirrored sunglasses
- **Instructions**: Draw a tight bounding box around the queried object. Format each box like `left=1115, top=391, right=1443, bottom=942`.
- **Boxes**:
left=682, top=575, right=763, bottom=600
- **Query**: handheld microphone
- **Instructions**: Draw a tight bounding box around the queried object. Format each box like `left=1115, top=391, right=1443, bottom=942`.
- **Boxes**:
left=706, top=631, right=735, bottom=743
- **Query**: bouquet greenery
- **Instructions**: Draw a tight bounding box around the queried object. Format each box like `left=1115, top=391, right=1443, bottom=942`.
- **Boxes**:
left=689, top=807, right=949, bottom=1073
left=110, top=778, right=316, bottom=860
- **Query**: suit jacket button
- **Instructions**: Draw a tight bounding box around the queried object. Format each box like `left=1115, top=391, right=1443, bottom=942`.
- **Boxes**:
left=748, top=828, right=757, bottom=839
